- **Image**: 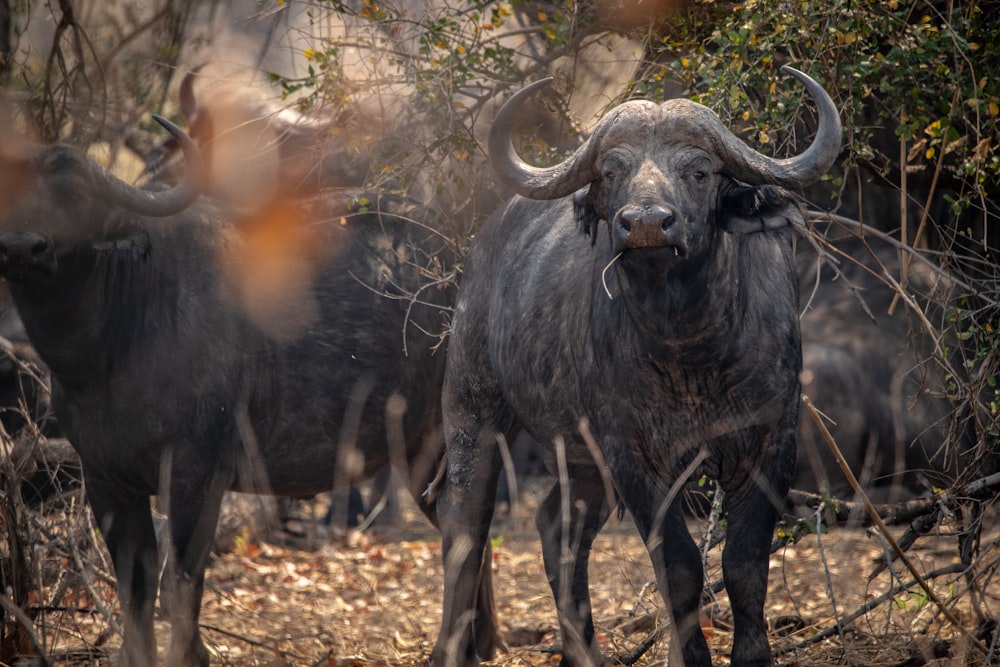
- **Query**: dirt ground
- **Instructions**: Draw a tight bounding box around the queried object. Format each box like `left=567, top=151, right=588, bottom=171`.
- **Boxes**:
left=25, top=479, right=999, bottom=667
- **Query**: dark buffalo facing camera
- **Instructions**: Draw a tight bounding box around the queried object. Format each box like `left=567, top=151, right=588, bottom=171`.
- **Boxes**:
left=431, top=67, right=841, bottom=667
left=0, top=118, right=499, bottom=666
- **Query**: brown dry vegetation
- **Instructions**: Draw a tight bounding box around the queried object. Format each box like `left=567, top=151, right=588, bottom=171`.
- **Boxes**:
left=9, top=477, right=998, bottom=667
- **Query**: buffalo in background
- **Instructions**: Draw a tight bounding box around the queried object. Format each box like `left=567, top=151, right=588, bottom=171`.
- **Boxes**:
left=430, top=67, right=840, bottom=667
left=0, top=119, right=499, bottom=666
left=796, top=223, right=963, bottom=500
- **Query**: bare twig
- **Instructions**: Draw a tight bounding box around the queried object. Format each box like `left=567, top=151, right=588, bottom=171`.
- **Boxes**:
left=615, top=621, right=669, bottom=666
left=812, top=501, right=850, bottom=662
left=0, top=593, right=51, bottom=666
left=774, top=563, right=967, bottom=656
left=67, top=540, right=121, bottom=642
left=805, top=211, right=995, bottom=307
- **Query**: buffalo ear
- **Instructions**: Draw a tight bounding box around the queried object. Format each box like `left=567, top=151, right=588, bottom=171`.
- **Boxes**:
left=573, top=184, right=603, bottom=246
left=719, top=183, right=805, bottom=234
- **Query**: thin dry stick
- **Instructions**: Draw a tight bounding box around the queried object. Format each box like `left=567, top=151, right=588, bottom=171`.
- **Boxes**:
left=889, top=85, right=959, bottom=316
left=801, top=395, right=989, bottom=658
left=812, top=502, right=850, bottom=663
left=618, top=622, right=669, bottom=666
left=698, top=484, right=724, bottom=609
left=618, top=450, right=708, bottom=666
left=201, top=622, right=313, bottom=663
left=577, top=417, right=617, bottom=515
left=553, top=435, right=588, bottom=655
left=63, top=506, right=122, bottom=640
left=804, top=210, right=993, bottom=306
left=0, top=593, right=51, bottom=666
left=891, top=111, right=909, bottom=317
left=496, top=432, right=519, bottom=518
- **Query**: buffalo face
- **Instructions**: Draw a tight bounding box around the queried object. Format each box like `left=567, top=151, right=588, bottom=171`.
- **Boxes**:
left=579, top=143, right=723, bottom=263
left=0, top=116, right=203, bottom=283
left=575, top=145, right=808, bottom=274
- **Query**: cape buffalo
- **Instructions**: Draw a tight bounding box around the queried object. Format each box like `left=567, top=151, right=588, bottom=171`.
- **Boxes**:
left=0, top=118, right=498, bottom=666
left=430, top=66, right=841, bottom=667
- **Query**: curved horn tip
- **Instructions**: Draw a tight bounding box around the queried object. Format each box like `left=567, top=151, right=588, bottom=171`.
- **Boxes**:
left=151, top=113, right=203, bottom=170
left=780, top=64, right=817, bottom=85
left=151, top=113, right=185, bottom=139
left=528, top=76, right=554, bottom=88
left=509, top=77, right=554, bottom=100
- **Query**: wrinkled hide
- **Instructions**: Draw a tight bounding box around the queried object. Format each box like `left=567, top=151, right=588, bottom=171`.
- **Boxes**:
left=432, top=68, right=840, bottom=667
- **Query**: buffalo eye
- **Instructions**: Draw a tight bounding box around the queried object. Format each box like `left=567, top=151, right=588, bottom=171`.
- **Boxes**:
left=601, top=155, right=626, bottom=184
left=690, top=170, right=707, bottom=183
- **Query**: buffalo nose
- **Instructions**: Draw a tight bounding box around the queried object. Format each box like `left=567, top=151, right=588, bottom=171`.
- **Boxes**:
left=620, top=205, right=674, bottom=232
left=0, top=232, right=54, bottom=278
left=617, top=205, right=682, bottom=251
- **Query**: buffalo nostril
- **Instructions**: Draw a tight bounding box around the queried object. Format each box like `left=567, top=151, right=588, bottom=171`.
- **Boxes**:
left=31, top=239, right=49, bottom=258
left=660, top=210, right=674, bottom=230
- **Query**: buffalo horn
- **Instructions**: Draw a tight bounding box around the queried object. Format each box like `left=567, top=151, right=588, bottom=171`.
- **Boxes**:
left=713, top=66, right=842, bottom=188
left=99, top=114, right=205, bottom=217
left=489, top=66, right=842, bottom=200
left=488, top=77, right=604, bottom=200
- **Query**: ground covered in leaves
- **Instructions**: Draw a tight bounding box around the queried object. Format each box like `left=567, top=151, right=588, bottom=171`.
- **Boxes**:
left=29, top=480, right=996, bottom=667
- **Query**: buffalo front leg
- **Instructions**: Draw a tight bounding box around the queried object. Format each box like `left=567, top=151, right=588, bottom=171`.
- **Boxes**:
left=162, top=449, right=232, bottom=667
left=430, top=426, right=504, bottom=667
left=721, top=433, right=793, bottom=667
left=85, top=480, right=160, bottom=667
left=534, top=464, right=610, bottom=667
left=619, top=473, right=713, bottom=667
left=406, top=450, right=502, bottom=661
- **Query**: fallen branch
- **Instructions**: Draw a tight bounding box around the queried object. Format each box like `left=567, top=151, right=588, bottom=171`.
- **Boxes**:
left=773, top=563, right=966, bottom=656
left=28, top=438, right=79, bottom=467
left=4, top=437, right=81, bottom=483
left=614, top=621, right=668, bottom=666
left=784, top=470, right=1000, bottom=529
left=785, top=489, right=937, bottom=526
left=200, top=623, right=267, bottom=648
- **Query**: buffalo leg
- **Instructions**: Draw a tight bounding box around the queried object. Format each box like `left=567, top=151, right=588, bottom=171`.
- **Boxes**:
left=534, top=464, right=610, bottom=667
left=721, top=433, right=793, bottom=667
left=430, top=425, right=504, bottom=667
left=162, top=452, right=232, bottom=667
left=85, top=480, right=159, bottom=667
left=618, top=473, right=712, bottom=667
left=403, top=445, right=502, bottom=661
